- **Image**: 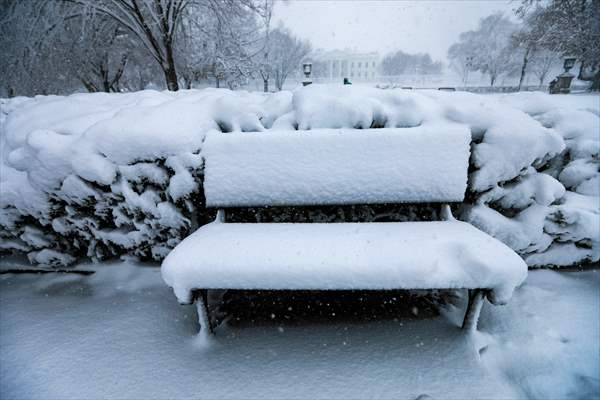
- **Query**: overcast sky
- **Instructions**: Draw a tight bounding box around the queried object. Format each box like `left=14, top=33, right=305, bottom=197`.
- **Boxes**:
left=272, top=0, right=515, bottom=62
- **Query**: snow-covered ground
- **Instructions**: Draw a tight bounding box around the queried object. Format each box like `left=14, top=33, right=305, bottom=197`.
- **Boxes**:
left=0, top=88, right=598, bottom=399
left=1, top=262, right=598, bottom=399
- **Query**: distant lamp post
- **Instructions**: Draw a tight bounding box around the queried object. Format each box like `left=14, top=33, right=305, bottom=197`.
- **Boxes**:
left=414, top=66, right=420, bottom=87
left=465, top=56, right=473, bottom=87
left=302, top=62, right=312, bottom=86
left=550, top=56, right=576, bottom=94
left=563, top=57, right=576, bottom=73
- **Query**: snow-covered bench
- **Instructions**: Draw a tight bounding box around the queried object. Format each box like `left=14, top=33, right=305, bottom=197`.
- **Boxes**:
left=162, top=124, right=527, bottom=335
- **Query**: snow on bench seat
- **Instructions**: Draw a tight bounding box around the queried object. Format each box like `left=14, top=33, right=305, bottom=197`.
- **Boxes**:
left=202, top=123, right=471, bottom=207
left=161, top=220, right=527, bottom=305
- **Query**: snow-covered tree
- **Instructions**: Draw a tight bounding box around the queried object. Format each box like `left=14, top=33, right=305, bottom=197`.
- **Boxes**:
left=0, top=1, right=157, bottom=95
left=209, top=8, right=267, bottom=89
left=0, top=0, right=272, bottom=94
left=529, top=50, right=559, bottom=87
left=380, top=51, right=443, bottom=76
left=253, top=1, right=274, bottom=92
left=517, top=0, right=600, bottom=90
left=174, top=8, right=215, bottom=89
left=60, top=14, right=149, bottom=93
left=0, top=1, right=76, bottom=96
left=267, top=27, right=311, bottom=91
left=448, top=13, right=520, bottom=86
left=175, top=0, right=272, bottom=89
left=69, top=0, right=190, bottom=91
left=511, top=20, right=539, bottom=91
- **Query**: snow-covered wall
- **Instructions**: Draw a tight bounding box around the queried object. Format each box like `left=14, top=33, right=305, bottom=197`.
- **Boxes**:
left=1, top=87, right=598, bottom=268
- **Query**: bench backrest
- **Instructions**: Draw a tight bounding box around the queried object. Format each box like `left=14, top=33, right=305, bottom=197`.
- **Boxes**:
left=202, top=124, right=471, bottom=208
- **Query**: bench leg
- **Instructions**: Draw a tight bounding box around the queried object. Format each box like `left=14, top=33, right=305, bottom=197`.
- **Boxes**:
left=462, top=289, right=485, bottom=331
left=195, top=289, right=214, bottom=335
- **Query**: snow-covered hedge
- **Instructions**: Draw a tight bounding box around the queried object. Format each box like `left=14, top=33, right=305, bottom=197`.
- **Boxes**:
left=1, top=87, right=598, bottom=268
left=0, top=89, right=273, bottom=266
left=464, top=92, right=599, bottom=267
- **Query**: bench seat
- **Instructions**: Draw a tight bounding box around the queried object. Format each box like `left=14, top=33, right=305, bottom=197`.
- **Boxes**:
left=162, top=219, right=527, bottom=306
left=161, top=126, right=528, bottom=335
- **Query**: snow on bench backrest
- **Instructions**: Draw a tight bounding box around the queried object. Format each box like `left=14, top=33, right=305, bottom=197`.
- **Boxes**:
left=203, top=123, right=471, bottom=207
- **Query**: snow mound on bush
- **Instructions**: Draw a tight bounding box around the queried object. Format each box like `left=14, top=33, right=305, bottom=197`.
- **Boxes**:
left=0, top=89, right=290, bottom=266
left=423, top=91, right=565, bottom=191
left=465, top=92, right=599, bottom=267
left=1, top=88, right=598, bottom=268
left=292, top=84, right=439, bottom=129
left=292, top=86, right=566, bottom=193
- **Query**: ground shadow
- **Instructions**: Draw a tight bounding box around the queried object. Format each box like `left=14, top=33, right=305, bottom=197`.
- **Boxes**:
left=216, top=289, right=461, bottom=328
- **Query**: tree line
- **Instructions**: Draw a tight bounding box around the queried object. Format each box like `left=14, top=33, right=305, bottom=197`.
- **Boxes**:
left=0, top=0, right=311, bottom=96
left=1, top=0, right=597, bottom=96
left=379, top=51, right=443, bottom=76
left=448, top=0, right=599, bottom=89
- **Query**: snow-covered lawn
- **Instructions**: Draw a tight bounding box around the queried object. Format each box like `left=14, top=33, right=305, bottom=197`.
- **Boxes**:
left=1, top=262, right=598, bottom=399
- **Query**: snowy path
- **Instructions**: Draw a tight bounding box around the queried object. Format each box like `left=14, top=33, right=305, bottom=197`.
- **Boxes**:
left=1, top=263, right=598, bottom=399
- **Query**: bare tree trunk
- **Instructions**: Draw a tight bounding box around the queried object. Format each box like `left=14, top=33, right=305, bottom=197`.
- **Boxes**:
left=76, top=0, right=185, bottom=91
left=578, top=59, right=586, bottom=80
left=274, top=71, right=282, bottom=91
left=163, top=40, right=179, bottom=91
left=80, top=78, right=99, bottom=93
left=183, top=75, right=192, bottom=89
left=163, top=65, right=179, bottom=91
left=102, top=71, right=111, bottom=92
left=109, top=56, right=128, bottom=92
left=275, top=72, right=282, bottom=91
left=592, top=69, right=600, bottom=91
left=263, top=78, right=268, bottom=92
left=490, top=75, right=496, bottom=87
left=518, top=46, right=531, bottom=91
left=96, top=60, right=111, bottom=92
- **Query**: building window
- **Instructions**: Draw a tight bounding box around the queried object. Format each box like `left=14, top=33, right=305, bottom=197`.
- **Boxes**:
left=358, top=62, right=361, bottom=68
left=372, top=61, right=376, bottom=67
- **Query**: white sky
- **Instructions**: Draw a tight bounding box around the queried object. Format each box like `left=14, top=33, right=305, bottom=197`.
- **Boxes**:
left=272, top=0, right=516, bottom=63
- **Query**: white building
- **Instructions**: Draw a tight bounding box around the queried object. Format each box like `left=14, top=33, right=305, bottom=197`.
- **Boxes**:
left=311, top=49, right=380, bottom=81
